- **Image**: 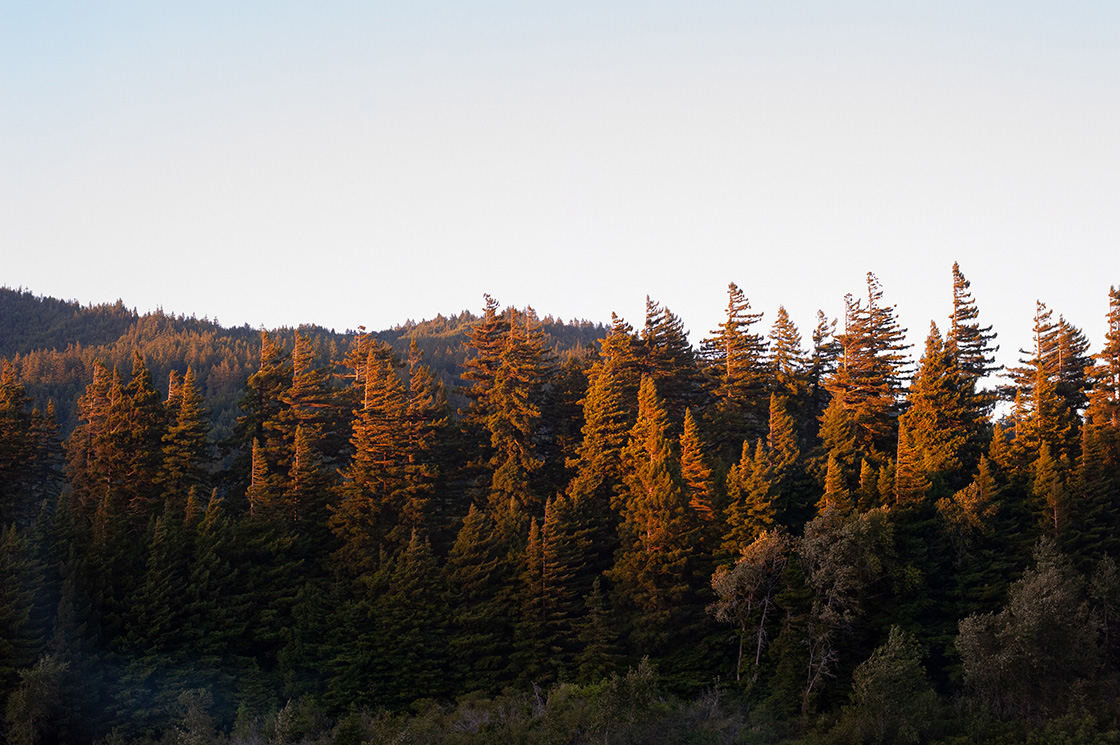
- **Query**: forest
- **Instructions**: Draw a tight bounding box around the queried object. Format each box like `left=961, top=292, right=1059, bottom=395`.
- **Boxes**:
left=1, top=265, right=1119, bottom=744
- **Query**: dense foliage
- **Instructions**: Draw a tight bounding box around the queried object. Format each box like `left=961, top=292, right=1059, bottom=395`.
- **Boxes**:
left=2, top=269, right=1120, bottom=744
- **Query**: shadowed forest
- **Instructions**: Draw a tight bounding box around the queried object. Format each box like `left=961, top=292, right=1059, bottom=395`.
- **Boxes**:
left=2, top=265, right=1120, bottom=744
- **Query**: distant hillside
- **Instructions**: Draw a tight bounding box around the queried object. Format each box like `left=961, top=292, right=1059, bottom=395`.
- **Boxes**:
left=0, top=286, right=607, bottom=438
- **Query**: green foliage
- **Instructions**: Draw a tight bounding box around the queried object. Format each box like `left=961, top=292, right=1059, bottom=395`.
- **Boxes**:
left=8, top=275, right=1120, bottom=742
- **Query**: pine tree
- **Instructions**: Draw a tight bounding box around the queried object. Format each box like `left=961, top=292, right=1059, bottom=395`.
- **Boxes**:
left=767, top=393, right=804, bottom=521
left=1087, top=286, right=1120, bottom=431
left=575, top=577, right=622, bottom=683
left=947, top=262, right=1000, bottom=387
left=443, top=504, right=513, bottom=693
left=827, top=274, right=911, bottom=458
left=567, top=314, right=642, bottom=507
left=375, top=531, right=448, bottom=706
left=1006, top=301, right=1082, bottom=465
left=121, top=353, right=168, bottom=520
left=819, top=452, right=853, bottom=515
left=893, top=422, right=929, bottom=507
left=900, top=323, right=981, bottom=494
left=485, top=307, right=553, bottom=520
left=610, top=376, right=705, bottom=671
left=0, top=361, right=55, bottom=523
left=769, top=306, right=808, bottom=400
left=679, top=409, right=715, bottom=523
left=722, top=440, right=776, bottom=553
left=233, top=331, right=293, bottom=494
left=701, top=283, right=768, bottom=453
left=0, top=526, right=45, bottom=694
left=157, top=367, right=210, bottom=510
left=642, top=298, right=707, bottom=427
left=807, top=310, right=841, bottom=434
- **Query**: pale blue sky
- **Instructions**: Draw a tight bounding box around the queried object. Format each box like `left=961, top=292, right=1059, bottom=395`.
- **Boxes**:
left=2, top=2, right=1118, bottom=373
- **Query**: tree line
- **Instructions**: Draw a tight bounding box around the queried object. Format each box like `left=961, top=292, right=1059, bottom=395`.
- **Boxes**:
left=1, top=266, right=1119, bottom=743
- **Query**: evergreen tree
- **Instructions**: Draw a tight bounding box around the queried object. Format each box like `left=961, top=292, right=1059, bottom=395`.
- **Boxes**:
left=722, top=441, right=776, bottom=554
left=642, top=298, right=706, bottom=427
left=701, top=283, right=768, bottom=453
left=0, top=526, right=44, bottom=695
left=1087, top=286, right=1120, bottom=431
left=1005, top=302, right=1087, bottom=478
left=947, top=262, right=1000, bottom=395
left=443, top=504, right=513, bottom=693
left=610, top=375, right=705, bottom=676
left=567, top=314, right=642, bottom=507
left=769, top=306, right=808, bottom=400
left=679, top=408, right=715, bottom=523
left=807, top=310, right=841, bottom=435
left=0, top=361, right=56, bottom=523
left=827, top=274, right=911, bottom=459
left=157, top=367, right=210, bottom=510
left=900, top=323, right=982, bottom=494
left=485, top=307, right=553, bottom=520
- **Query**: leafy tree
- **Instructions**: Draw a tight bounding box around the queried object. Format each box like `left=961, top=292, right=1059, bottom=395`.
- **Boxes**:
left=957, top=539, right=1099, bottom=720
left=708, top=529, right=791, bottom=687
left=3, top=654, right=69, bottom=745
left=841, top=625, right=937, bottom=745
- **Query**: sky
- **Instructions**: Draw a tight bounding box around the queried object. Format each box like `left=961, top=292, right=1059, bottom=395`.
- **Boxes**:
left=2, top=2, right=1118, bottom=375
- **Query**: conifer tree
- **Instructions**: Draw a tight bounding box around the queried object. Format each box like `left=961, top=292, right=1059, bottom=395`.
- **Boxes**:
left=279, top=332, right=339, bottom=463
left=827, top=274, right=911, bottom=458
left=0, top=361, right=56, bottom=523
left=375, top=531, right=448, bottom=707
left=567, top=314, right=642, bottom=508
left=900, top=323, right=983, bottom=495
left=769, top=306, right=808, bottom=400
left=485, top=307, right=553, bottom=520
left=0, top=526, right=45, bottom=694
left=893, top=423, right=929, bottom=507
left=575, top=577, right=622, bottom=683
left=808, top=310, right=841, bottom=432
left=767, top=393, right=805, bottom=520
left=444, top=504, right=513, bottom=693
left=1087, top=286, right=1120, bottom=431
left=722, top=441, right=776, bottom=554
left=701, top=283, right=768, bottom=453
left=234, top=331, right=293, bottom=491
left=679, top=409, right=715, bottom=523
left=1006, top=301, right=1082, bottom=465
left=330, top=345, right=410, bottom=573
left=948, top=262, right=1000, bottom=388
left=642, top=298, right=706, bottom=427
left=157, top=367, right=210, bottom=509
left=820, top=452, right=853, bottom=515
left=610, top=376, right=705, bottom=669
left=121, top=353, right=168, bottom=519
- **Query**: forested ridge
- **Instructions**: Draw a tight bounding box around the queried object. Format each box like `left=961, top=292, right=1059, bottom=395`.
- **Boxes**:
left=2, top=267, right=1120, bottom=744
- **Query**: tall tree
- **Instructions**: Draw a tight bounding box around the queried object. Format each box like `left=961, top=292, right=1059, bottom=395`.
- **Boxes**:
left=642, top=298, right=706, bottom=427
left=157, top=367, right=210, bottom=510
left=900, top=323, right=982, bottom=494
left=701, top=283, right=769, bottom=454
left=610, top=375, right=705, bottom=673
left=826, top=274, right=911, bottom=460
left=947, top=262, right=1001, bottom=388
